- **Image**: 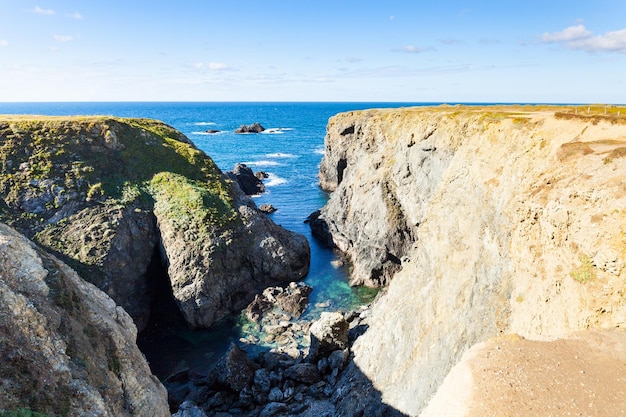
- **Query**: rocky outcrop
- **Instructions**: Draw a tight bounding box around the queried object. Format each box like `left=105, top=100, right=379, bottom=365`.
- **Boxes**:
left=226, top=163, right=265, bottom=195
left=316, top=106, right=626, bottom=416
left=235, top=122, right=265, bottom=134
left=0, top=116, right=310, bottom=330
left=155, top=178, right=310, bottom=328
left=0, top=223, right=169, bottom=416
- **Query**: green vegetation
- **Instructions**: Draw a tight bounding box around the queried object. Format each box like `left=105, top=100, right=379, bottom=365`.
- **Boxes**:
left=150, top=172, right=239, bottom=231
left=0, top=116, right=234, bottom=231
left=570, top=254, right=596, bottom=283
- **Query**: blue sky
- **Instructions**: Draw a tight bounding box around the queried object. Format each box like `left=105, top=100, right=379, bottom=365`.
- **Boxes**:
left=0, top=1, right=625, bottom=102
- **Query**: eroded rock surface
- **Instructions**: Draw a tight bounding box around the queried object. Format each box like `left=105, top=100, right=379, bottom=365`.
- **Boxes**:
left=0, top=223, right=169, bottom=417
left=316, top=106, right=626, bottom=416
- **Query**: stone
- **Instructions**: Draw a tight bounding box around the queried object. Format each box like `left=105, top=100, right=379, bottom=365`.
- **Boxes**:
left=268, top=386, right=283, bottom=402
left=246, top=293, right=274, bottom=323
left=259, top=402, right=288, bottom=417
left=308, top=312, right=349, bottom=361
left=209, top=343, right=255, bottom=391
left=305, top=210, right=335, bottom=248
left=284, top=363, right=322, bottom=384
left=275, top=282, right=313, bottom=318
left=172, top=401, right=208, bottom=417
left=253, top=368, right=271, bottom=393
left=235, top=122, right=265, bottom=133
left=259, top=203, right=277, bottom=213
left=328, top=349, right=349, bottom=372
left=205, top=129, right=221, bottom=134
left=227, top=163, right=265, bottom=195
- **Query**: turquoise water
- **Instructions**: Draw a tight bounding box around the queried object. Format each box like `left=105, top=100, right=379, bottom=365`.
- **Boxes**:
left=0, top=101, right=428, bottom=375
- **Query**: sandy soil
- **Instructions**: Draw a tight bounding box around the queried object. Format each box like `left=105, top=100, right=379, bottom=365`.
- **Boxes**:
left=421, top=329, right=626, bottom=417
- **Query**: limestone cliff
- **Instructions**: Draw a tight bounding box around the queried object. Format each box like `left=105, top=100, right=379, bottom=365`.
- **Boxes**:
left=0, top=116, right=310, bottom=330
left=0, top=222, right=169, bottom=416
left=317, top=106, right=626, bottom=416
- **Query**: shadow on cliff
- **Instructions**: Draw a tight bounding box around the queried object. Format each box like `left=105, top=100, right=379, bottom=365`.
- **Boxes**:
left=330, top=322, right=410, bottom=417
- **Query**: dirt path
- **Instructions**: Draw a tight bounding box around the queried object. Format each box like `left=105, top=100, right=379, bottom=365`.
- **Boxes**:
left=421, top=329, right=626, bottom=417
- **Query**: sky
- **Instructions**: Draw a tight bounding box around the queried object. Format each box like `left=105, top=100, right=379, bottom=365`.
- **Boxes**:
left=0, top=1, right=625, bottom=103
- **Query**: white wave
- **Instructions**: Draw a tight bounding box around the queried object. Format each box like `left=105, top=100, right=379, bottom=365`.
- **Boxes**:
left=191, top=131, right=223, bottom=136
left=265, top=173, right=288, bottom=186
left=193, top=122, right=216, bottom=126
left=266, top=152, right=299, bottom=159
left=261, top=127, right=294, bottom=134
left=242, top=160, right=281, bottom=167
left=313, top=147, right=325, bottom=155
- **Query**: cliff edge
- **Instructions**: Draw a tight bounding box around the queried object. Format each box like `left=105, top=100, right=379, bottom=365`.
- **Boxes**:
left=317, top=105, right=626, bottom=415
left=0, top=116, right=310, bottom=330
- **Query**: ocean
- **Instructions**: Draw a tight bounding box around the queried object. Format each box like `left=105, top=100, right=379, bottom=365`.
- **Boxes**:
left=0, top=101, right=431, bottom=375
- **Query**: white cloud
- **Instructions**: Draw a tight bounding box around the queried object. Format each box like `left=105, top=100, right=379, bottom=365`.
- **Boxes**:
left=0, top=40, right=8, bottom=47
left=66, top=12, right=83, bottom=19
left=542, top=24, right=591, bottom=43
left=53, top=35, right=74, bottom=42
left=31, top=6, right=55, bottom=15
left=398, top=45, right=434, bottom=53
left=542, top=24, right=626, bottom=53
left=195, top=62, right=232, bottom=71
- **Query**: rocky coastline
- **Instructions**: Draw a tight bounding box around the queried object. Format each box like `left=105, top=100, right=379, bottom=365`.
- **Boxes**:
left=0, top=116, right=310, bottom=416
left=3, top=106, right=626, bottom=417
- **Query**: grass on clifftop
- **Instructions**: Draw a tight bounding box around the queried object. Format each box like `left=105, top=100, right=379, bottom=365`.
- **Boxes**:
left=0, top=116, right=236, bottom=231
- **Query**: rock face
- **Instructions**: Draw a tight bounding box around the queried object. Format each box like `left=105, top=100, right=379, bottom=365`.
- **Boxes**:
left=227, top=163, right=265, bottom=195
left=317, top=106, right=626, bottom=415
left=0, top=116, right=310, bottom=330
left=0, top=223, right=169, bottom=416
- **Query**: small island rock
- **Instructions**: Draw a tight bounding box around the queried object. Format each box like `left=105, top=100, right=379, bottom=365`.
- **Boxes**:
left=235, top=122, right=265, bottom=133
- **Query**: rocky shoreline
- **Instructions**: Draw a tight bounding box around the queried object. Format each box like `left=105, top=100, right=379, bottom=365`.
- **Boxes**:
left=166, top=284, right=390, bottom=417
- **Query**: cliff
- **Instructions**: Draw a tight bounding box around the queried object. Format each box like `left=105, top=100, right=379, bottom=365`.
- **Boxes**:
left=0, top=222, right=169, bottom=416
left=317, top=105, right=626, bottom=416
left=0, top=116, right=309, bottom=330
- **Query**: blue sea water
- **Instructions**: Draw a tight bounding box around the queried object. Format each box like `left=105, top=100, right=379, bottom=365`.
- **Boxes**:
left=0, top=101, right=432, bottom=375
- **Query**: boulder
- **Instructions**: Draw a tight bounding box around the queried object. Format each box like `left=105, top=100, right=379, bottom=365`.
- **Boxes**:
left=308, top=312, right=349, bottom=361
left=235, top=122, right=265, bottom=133
left=173, top=401, right=208, bottom=417
left=284, top=363, right=322, bottom=384
left=259, top=203, right=277, bottom=213
left=208, top=343, right=255, bottom=391
left=276, top=282, right=313, bottom=318
left=205, top=129, right=220, bottom=134
left=227, top=163, right=265, bottom=195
